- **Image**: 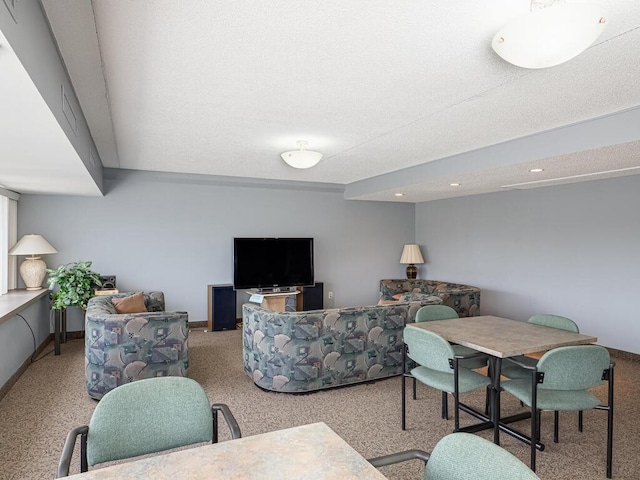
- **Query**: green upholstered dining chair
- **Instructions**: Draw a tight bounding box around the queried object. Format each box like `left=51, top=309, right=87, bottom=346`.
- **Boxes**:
left=501, top=345, right=614, bottom=478
left=402, top=326, right=490, bottom=431
left=56, top=377, right=242, bottom=478
left=501, top=314, right=580, bottom=377
left=501, top=314, right=583, bottom=441
left=410, top=305, right=488, bottom=420
left=369, top=432, right=540, bottom=479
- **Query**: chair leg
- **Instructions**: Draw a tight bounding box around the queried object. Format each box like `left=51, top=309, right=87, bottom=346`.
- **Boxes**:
left=442, top=391, right=448, bottom=420
left=530, top=370, right=539, bottom=472
left=578, top=410, right=583, bottom=432
left=606, top=365, right=614, bottom=479
left=485, top=385, right=490, bottom=415
left=453, top=359, right=459, bottom=431
left=402, top=374, right=407, bottom=430
left=485, top=363, right=491, bottom=415
left=554, top=411, right=559, bottom=443
left=80, top=431, right=88, bottom=473
left=531, top=409, right=540, bottom=472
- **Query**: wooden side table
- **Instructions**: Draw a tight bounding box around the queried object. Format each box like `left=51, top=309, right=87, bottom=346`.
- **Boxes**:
left=94, top=288, right=119, bottom=296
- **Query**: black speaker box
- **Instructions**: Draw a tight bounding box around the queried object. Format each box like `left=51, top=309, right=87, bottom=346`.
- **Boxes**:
left=100, top=275, right=117, bottom=289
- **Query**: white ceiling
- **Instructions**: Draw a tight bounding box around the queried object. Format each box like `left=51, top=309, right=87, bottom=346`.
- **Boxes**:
left=3, top=1, right=640, bottom=202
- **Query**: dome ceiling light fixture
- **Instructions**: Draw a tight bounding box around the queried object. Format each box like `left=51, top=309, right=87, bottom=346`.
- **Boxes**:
left=492, top=0, right=607, bottom=69
left=280, top=140, right=323, bottom=169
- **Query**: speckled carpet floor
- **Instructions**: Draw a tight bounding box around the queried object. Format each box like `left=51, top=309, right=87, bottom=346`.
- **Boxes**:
left=0, top=328, right=638, bottom=479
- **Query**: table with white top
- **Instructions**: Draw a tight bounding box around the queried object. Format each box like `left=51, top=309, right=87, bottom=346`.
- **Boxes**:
left=66, top=422, right=386, bottom=479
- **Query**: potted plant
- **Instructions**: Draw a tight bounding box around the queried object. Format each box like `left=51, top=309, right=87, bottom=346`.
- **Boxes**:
left=46, top=261, right=102, bottom=311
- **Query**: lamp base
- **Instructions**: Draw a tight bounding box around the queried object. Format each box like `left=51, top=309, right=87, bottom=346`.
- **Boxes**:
left=406, top=264, right=417, bottom=280
left=19, top=256, right=47, bottom=290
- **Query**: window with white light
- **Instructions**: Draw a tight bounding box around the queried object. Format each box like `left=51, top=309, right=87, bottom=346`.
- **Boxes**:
left=0, top=189, right=19, bottom=295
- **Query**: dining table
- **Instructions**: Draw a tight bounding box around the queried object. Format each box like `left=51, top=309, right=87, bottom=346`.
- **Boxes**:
left=406, top=315, right=598, bottom=449
left=65, top=422, right=386, bottom=479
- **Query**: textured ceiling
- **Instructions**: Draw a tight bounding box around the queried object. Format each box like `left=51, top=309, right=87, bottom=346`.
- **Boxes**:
left=5, top=1, right=640, bottom=201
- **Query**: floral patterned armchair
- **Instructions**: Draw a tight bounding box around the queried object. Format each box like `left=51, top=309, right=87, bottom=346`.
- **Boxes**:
left=84, top=292, right=188, bottom=399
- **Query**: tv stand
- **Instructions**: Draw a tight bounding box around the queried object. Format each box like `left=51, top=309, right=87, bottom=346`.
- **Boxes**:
left=247, top=289, right=299, bottom=312
left=247, top=282, right=324, bottom=312
left=257, top=286, right=297, bottom=294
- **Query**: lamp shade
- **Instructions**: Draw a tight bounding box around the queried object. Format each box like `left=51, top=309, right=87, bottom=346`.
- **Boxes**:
left=492, top=3, right=607, bottom=69
left=9, top=234, right=57, bottom=256
left=281, top=141, right=323, bottom=169
left=399, top=244, right=424, bottom=264
left=9, top=235, right=57, bottom=290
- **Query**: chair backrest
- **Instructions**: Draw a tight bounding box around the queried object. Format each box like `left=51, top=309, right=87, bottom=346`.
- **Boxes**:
left=425, top=433, right=540, bottom=480
left=536, top=345, right=610, bottom=391
left=86, top=377, right=213, bottom=466
left=528, top=314, right=578, bottom=333
left=416, top=305, right=458, bottom=322
left=404, top=327, right=454, bottom=373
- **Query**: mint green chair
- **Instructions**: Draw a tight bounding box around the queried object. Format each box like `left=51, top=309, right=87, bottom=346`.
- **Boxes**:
left=411, top=305, right=488, bottom=420
left=415, top=305, right=488, bottom=370
left=402, top=327, right=490, bottom=431
left=56, top=377, right=242, bottom=477
left=501, top=345, right=614, bottom=478
left=501, top=314, right=582, bottom=441
left=502, top=314, right=580, bottom=378
left=369, top=432, right=540, bottom=479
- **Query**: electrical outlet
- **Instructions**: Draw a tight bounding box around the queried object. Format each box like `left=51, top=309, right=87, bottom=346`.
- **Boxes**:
left=328, top=291, right=334, bottom=299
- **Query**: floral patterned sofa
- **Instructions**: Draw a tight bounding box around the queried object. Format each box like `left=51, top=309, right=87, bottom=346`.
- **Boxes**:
left=379, top=279, right=481, bottom=318
left=242, top=295, right=442, bottom=393
left=84, top=292, right=189, bottom=399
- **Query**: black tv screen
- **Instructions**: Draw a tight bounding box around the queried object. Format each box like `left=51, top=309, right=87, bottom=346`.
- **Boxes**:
left=233, top=238, right=314, bottom=290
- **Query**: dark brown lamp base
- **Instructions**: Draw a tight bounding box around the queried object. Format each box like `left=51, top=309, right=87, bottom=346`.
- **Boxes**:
left=406, top=264, right=417, bottom=279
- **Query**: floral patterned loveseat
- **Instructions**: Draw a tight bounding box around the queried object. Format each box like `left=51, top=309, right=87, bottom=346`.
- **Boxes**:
left=242, top=295, right=442, bottom=393
left=379, top=279, right=481, bottom=317
left=84, top=292, right=189, bottom=399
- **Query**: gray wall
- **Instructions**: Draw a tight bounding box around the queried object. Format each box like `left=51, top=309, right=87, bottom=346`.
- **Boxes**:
left=0, top=299, right=50, bottom=389
left=415, top=174, right=640, bottom=354
left=17, top=170, right=416, bottom=331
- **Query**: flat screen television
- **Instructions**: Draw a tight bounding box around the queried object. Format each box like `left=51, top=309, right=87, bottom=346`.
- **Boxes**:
left=233, top=237, right=314, bottom=290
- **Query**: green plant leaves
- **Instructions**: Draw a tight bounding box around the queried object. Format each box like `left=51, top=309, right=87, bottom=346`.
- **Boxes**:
left=46, top=261, right=102, bottom=310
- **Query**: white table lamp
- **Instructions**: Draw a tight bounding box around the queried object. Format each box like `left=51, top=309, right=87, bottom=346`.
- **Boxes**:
left=9, top=234, right=58, bottom=290
left=400, top=244, right=424, bottom=280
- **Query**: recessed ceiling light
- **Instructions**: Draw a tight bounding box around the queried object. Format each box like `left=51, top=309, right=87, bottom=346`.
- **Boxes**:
left=450, top=183, right=461, bottom=187
left=394, top=193, right=404, bottom=197
left=529, top=168, right=544, bottom=173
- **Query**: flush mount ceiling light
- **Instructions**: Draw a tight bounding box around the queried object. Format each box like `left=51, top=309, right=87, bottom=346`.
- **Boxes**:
left=281, top=141, right=323, bottom=169
left=492, top=0, right=607, bottom=69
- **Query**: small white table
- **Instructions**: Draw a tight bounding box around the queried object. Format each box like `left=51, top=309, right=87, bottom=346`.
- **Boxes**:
left=67, top=422, right=386, bottom=479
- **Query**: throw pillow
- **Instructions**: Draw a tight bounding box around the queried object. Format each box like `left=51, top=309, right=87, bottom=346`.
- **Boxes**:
left=378, top=299, right=400, bottom=305
left=112, top=292, right=148, bottom=314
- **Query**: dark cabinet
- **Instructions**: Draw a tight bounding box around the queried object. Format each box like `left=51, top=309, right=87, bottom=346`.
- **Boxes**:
left=207, top=284, right=236, bottom=331
left=297, top=282, right=324, bottom=311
